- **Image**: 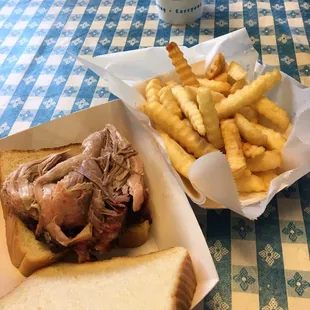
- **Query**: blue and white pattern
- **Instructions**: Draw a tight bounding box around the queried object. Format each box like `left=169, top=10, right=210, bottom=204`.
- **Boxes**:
left=0, top=1, right=310, bottom=309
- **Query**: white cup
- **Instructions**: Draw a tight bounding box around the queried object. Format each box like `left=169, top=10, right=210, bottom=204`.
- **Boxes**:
left=156, top=0, right=203, bottom=25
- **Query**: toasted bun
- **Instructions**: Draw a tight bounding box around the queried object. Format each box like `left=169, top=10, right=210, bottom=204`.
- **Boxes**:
left=0, top=247, right=197, bottom=310
left=0, top=144, right=81, bottom=276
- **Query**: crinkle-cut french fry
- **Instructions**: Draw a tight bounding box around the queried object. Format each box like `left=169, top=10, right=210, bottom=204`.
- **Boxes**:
left=184, top=85, right=198, bottom=102
left=221, top=119, right=247, bottom=179
left=198, top=78, right=231, bottom=94
left=236, top=174, right=265, bottom=193
left=183, top=85, right=198, bottom=102
left=159, top=86, right=183, bottom=118
left=239, top=106, right=258, bottom=123
left=235, top=113, right=267, bottom=146
left=253, top=96, right=290, bottom=130
left=244, top=169, right=252, bottom=177
left=143, top=102, right=216, bottom=157
left=183, top=118, right=194, bottom=129
left=211, top=90, right=226, bottom=103
left=243, top=142, right=265, bottom=158
left=214, top=72, right=228, bottom=82
left=145, top=79, right=162, bottom=103
left=171, top=85, right=205, bottom=136
left=228, top=61, right=248, bottom=81
left=166, top=42, right=199, bottom=87
left=185, top=86, right=225, bottom=103
left=230, top=79, right=246, bottom=94
left=205, top=53, right=225, bottom=79
left=255, top=170, right=278, bottom=191
left=255, top=124, right=286, bottom=151
left=216, top=69, right=282, bottom=119
left=159, top=131, right=196, bottom=178
left=247, top=150, right=281, bottom=172
left=197, top=88, right=224, bottom=149
left=165, top=80, right=179, bottom=88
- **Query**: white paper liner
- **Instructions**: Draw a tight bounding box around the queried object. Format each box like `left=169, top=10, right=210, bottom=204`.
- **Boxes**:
left=76, top=28, right=310, bottom=219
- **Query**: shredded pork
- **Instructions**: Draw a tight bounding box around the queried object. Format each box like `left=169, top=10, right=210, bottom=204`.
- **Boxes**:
left=1, top=125, right=149, bottom=262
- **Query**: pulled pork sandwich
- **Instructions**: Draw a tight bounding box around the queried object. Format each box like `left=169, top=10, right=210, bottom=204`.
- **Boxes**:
left=0, top=125, right=151, bottom=275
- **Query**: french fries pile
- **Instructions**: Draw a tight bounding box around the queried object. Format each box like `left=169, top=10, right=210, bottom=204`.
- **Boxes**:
left=140, top=42, right=291, bottom=196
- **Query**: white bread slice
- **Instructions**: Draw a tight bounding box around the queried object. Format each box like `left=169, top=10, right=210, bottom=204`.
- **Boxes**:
left=0, top=144, right=82, bottom=277
left=4, top=213, right=64, bottom=278
left=0, top=247, right=197, bottom=310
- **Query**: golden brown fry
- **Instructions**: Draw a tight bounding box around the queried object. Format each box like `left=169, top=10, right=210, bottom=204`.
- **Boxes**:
left=210, top=90, right=226, bottom=103
left=239, top=106, right=258, bottom=123
left=145, top=78, right=162, bottom=103
left=159, top=131, right=196, bottom=178
left=143, top=102, right=216, bottom=157
left=221, top=118, right=247, bottom=179
left=198, top=78, right=231, bottom=94
left=255, top=124, right=286, bottom=151
left=236, top=174, right=265, bottom=193
left=166, top=42, right=199, bottom=87
left=244, top=169, right=252, bottom=177
left=227, top=75, right=235, bottom=86
left=247, top=150, right=282, bottom=172
left=214, top=72, right=228, bottom=82
left=165, top=80, right=179, bottom=88
left=253, top=96, right=290, bottom=131
left=235, top=113, right=267, bottom=146
left=230, top=79, right=246, bottom=94
left=205, top=53, right=225, bottom=79
left=159, top=86, right=183, bottom=118
left=243, top=142, right=265, bottom=158
left=184, top=85, right=198, bottom=101
left=216, top=69, right=282, bottom=119
left=255, top=170, right=278, bottom=191
left=197, top=88, right=224, bottom=149
left=183, top=118, right=194, bottom=129
left=171, top=85, right=205, bottom=135
left=228, top=61, right=248, bottom=81
left=185, top=86, right=225, bottom=103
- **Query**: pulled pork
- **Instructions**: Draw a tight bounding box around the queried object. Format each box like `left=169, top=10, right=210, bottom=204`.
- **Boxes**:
left=1, top=125, right=150, bottom=262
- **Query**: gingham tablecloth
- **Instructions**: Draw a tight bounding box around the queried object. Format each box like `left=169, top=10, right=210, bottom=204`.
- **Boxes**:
left=0, top=0, right=310, bottom=309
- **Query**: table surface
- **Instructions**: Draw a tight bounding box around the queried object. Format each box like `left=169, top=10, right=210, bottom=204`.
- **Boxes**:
left=0, top=0, right=310, bottom=309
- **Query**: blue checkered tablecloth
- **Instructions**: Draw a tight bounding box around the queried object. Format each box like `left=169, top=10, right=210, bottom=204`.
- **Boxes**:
left=0, top=0, right=310, bottom=309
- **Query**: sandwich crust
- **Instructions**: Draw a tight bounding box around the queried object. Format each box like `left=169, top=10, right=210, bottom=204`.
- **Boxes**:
left=172, top=252, right=197, bottom=309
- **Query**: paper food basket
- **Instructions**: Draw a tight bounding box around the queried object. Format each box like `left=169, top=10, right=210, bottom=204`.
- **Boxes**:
left=0, top=100, right=219, bottom=308
left=76, top=28, right=310, bottom=220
